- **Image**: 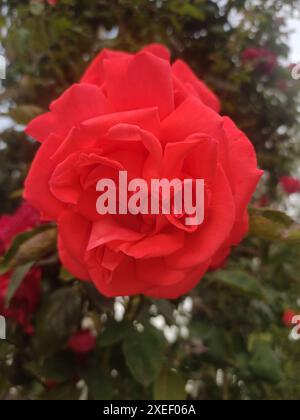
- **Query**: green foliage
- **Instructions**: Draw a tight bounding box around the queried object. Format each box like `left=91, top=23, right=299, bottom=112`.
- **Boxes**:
left=123, top=324, right=166, bottom=386
left=250, top=208, right=300, bottom=244
left=80, top=356, right=114, bottom=400
left=210, top=269, right=267, bottom=300
left=5, top=262, right=34, bottom=305
left=0, top=0, right=300, bottom=401
left=33, top=286, right=82, bottom=356
left=154, top=369, right=186, bottom=400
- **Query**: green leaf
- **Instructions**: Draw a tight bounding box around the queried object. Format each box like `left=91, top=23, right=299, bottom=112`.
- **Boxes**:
left=25, top=355, right=76, bottom=383
left=83, top=283, right=114, bottom=313
left=1, top=225, right=56, bottom=271
left=249, top=338, right=282, bottom=384
left=99, top=321, right=132, bottom=348
left=250, top=211, right=284, bottom=241
left=34, top=287, right=82, bottom=357
left=170, top=3, right=205, bottom=20
left=154, top=369, right=186, bottom=400
left=80, top=357, right=113, bottom=400
left=190, top=321, right=229, bottom=363
left=2, top=230, right=39, bottom=266
left=235, top=353, right=252, bottom=381
left=249, top=208, right=300, bottom=244
left=257, top=209, right=293, bottom=226
left=210, top=269, right=266, bottom=300
left=5, top=262, right=34, bottom=306
left=0, top=368, right=10, bottom=399
left=123, top=325, right=166, bottom=387
left=8, top=228, right=57, bottom=268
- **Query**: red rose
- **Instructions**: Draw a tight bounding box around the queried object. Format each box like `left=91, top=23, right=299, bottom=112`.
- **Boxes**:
left=283, top=309, right=300, bottom=328
left=242, top=47, right=277, bottom=75
left=24, top=44, right=262, bottom=299
left=280, top=176, right=300, bottom=194
left=0, top=201, right=40, bottom=254
left=0, top=268, right=41, bottom=334
left=68, top=330, right=96, bottom=354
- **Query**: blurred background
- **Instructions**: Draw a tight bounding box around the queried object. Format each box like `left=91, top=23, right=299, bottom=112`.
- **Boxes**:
left=0, top=0, right=300, bottom=401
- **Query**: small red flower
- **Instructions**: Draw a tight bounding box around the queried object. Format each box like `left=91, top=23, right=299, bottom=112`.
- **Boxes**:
left=44, top=379, right=59, bottom=390
left=283, top=309, right=300, bottom=328
left=280, top=176, right=300, bottom=194
left=68, top=330, right=96, bottom=354
left=0, top=268, right=41, bottom=334
left=255, top=194, right=270, bottom=208
left=0, top=201, right=40, bottom=255
left=31, top=0, right=58, bottom=7
left=0, top=202, right=41, bottom=333
left=242, top=47, right=278, bottom=75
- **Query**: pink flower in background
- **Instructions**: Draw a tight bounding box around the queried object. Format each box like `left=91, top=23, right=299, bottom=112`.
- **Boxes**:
left=242, top=47, right=278, bottom=75
left=47, top=0, right=57, bottom=5
left=280, top=176, right=300, bottom=194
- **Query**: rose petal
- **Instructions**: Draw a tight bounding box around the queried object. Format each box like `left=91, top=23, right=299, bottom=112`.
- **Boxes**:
left=82, top=107, right=161, bottom=139
left=88, top=216, right=145, bottom=251
left=58, top=211, right=91, bottom=280
left=160, top=96, right=223, bottom=143
left=104, top=51, right=174, bottom=120
left=146, top=261, right=210, bottom=299
left=24, top=134, right=66, bottom=220
left=80, top=49, right=131, bottom=86
left=224, top=117, right=263, bottom=220
left=118, top=228, right=185, bottom=259
left=166, top=165, right=235, bottom=269
left=142, top=43, right=171, bottom=61
left=26, top=84, right=111, bottom=142
left=172, top=59, right=221, bottom=112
